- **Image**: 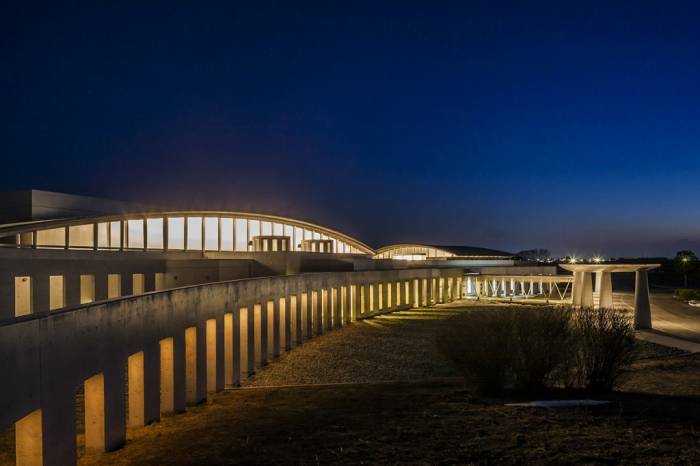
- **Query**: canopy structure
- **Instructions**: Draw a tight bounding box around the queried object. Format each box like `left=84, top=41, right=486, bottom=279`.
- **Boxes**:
left=560, top=264, right=660, bottom=329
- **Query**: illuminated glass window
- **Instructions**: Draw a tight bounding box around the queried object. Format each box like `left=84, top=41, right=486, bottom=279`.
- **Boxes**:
left=187, top=217, right=203, bottom=250
left=36, top=227, right=65, bottom=248
left=261, top=221, right=272, bottom=236
left=249, top=220, right=260, bottom=251
left=204, top=217, right=219, bottom=250
left=234, top=218, right=247, bottom=251
left=110, top=221, right=121, bottom=248
left=146, top=218, right=164, bottom=249
left=294, top=227, right=303, bottom=251
left=168, top=217, right=185, bottom=250
left=273, top=222, right=283, bottom=236
left=220, top=218, right=234, bottom=251
left=127, top=219, right=144, bottom=249
left=69, top=224, right=94, bottom=248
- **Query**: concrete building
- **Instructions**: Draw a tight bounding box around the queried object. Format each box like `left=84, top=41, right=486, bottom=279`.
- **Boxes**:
left=0, top=190, right=648, bottom=465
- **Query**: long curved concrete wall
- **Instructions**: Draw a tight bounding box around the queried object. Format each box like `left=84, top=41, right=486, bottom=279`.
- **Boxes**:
left=1, top=267, right=463, bottom=466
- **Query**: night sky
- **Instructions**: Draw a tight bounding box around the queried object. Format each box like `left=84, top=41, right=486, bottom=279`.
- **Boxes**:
left=3, top=2, right=700, bottom=257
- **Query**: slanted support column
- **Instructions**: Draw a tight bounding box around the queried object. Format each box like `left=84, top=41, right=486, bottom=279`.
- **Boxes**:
left=580, top=272, right=594, bottom=307
left=597, top=272, right=613, bottom=309
left=634, top=270, right=652, bottom=329
left=571, top=271, right=583, bottom=306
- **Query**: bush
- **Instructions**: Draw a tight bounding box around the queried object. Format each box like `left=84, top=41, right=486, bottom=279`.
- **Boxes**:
left=674, top=288, right=700, bottom=301
left=436, top=307, right=571, bottom=394
left=568, top=308, right=637, bottom=392
left=437, top=306, right=636, bottom=395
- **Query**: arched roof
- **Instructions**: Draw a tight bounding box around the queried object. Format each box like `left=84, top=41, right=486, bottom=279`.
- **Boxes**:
left=0, top=211, right=374, bottom=255
left=374, top=243, right=513, bottom=259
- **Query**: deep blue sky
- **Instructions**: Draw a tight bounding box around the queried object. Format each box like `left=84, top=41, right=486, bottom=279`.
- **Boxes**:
left=3, top=1, right=700, bottom=257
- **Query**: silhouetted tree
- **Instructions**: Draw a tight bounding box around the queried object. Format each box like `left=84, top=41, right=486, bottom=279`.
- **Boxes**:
left=674, top=250, right=698, bottom=288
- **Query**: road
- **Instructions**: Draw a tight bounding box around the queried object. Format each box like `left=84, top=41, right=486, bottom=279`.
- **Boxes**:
left=617, top=292, right=700, bottom=344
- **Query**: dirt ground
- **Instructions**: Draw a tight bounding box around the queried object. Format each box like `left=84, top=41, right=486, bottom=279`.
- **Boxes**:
left=2, top=304, right=699, bottom=465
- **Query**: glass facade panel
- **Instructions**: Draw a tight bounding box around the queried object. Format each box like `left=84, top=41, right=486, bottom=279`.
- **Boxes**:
left=248, top=220, right=260, bottom=251
left=168, top=217, right=185, bottom=250
left=110, top=221, right=121, bottom=248
left=127, top=219, right=144, bottom=249
left=36, top=227, right=66, bottom=247
left=220, top=218, right=234, bottom=251
left=187, top=217, right=203, bottom=250
left=261, top=221, right=272, bottom=236
left=204, top=217, right=219, bottom=250
left=273, top=222, right=283, bottom=236
left=97, top=223, right=110, bottom=248
left=69, top=224, right=94, bottom=248
left=146, top=218, right=164, bottom=249
left=234, top=218, right=247, bottom=251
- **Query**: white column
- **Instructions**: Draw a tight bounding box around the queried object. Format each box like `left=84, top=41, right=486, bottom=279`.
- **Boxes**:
left=571, top=271, right=583, bottom=306
left=580, top=272, right=594, bottom=308
left=597, top=272, right=613, bottom=308
left=634, top=270, right=652, bottom=329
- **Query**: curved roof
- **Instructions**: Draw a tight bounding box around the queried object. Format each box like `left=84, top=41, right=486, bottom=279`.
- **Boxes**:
left=0, top=211, right=374, bottom=255
left=375, top=243, right=513, bottom=258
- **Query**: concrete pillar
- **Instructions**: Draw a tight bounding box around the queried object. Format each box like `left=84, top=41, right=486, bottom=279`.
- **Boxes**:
left=314, top=291, right=323, bottom=336
left=372, top=283, right=380, bottom=313
left=94, top=272, right=108, bottom=302
left=597, top=272, right=613, bottom=309
left=303, top=292, right=313, bottom=339
left=332, top=288, right=341, bottom=328
left=39, top=390, right=76, bottom=466
left=224, top=312, right=239, bottom=387
left=281, top=296, right=290, bottom=351
left=634, top=270, right=652, bottom=329
left=571, top=271, right=583, bottom=306
left=33, top=273, right=49, bottom=316
left=581, top=272, right=594, bottom=308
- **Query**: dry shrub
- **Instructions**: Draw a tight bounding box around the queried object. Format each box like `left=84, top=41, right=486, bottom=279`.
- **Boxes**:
left=437, top=306, right=636, bottom=394
left=568, top=307, right=637, bottom=392
left=436, top=307, right=571, bottom=394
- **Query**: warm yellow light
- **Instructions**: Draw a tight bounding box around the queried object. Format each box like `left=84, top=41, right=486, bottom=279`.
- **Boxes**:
left=569, top=257, right=578, bottom=264
left=593, top=256, right=603, bottom=263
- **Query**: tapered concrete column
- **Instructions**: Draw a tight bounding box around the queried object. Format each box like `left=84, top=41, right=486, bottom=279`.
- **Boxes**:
left=571, top=271, right=583, bottom=305
left=597, top=272, right=613, bottom=309
left=580, top=272, right=594, bottom=307
left=634, top=270, right=652, bottom=329
left=539, top=280, right=543, bottom=294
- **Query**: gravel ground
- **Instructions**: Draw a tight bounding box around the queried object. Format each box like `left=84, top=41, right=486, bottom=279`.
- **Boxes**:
left=241, top=304, right=465, bottom=387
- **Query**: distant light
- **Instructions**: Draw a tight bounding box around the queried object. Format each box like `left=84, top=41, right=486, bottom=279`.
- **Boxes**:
left=593, top=256, right=603, bottom=263
left=682, top=257, right=689, bottom=263
left=569, top=257, right=578, bottom=264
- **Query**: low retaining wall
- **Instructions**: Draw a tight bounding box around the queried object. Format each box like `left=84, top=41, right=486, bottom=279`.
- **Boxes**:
left=1, top=267, right=463, bottom=466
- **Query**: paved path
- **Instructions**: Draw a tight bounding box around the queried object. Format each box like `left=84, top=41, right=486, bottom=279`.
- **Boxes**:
left=616, top=293, right=700, bottom=345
